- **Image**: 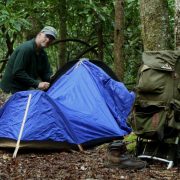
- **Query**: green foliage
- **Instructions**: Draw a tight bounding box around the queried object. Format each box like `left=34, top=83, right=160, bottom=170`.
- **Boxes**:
left=123, top=0, right=142, bottom=86
left=0, top=0, right=176, bottom=81
left=62, top=0, right=115, bottom=63
left=0, top=0, right=32, bottom=62
left=124, top=133, right=137, bottom=153
left=0, top=0, right=31, bottom=35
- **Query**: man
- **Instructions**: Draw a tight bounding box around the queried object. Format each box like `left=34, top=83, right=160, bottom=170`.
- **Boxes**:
left=0, top=26, right=57, bottom=94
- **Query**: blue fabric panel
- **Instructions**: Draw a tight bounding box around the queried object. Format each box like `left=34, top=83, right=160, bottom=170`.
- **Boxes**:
left=0, top=90, right=76, bottom=143
left=81, top=61, right=135, bottom=132
left=47, top=60, right=135, bottom=144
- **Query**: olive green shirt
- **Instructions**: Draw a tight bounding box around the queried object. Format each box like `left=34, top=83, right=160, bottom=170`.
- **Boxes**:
left=0, top=39, right=52, bottom=93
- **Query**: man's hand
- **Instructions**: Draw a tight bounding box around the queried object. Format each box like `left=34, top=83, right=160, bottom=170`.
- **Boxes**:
left=38, top=82, right=50, bottom=90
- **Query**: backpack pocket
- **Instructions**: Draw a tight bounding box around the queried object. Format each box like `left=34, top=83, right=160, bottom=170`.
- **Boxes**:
left=136, top=65, right=172, bottom=94
left=130, top=105, right=167, bottom=140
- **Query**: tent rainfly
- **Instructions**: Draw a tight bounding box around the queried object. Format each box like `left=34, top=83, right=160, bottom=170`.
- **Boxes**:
left=0, top=59, right=135, bottom=152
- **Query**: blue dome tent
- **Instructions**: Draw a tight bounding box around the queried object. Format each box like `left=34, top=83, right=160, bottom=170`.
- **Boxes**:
left=0, top=59, right=135, bottom=151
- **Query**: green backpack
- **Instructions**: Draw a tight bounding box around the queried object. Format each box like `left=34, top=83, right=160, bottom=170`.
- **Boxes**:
left=129, top=50, right=180, bottom=140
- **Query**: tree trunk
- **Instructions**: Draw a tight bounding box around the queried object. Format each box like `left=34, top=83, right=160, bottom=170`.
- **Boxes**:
left=140, top=0, right=171, bottom=51
left=175, top=0, right=180, bottom=49
left=94, top=0, right=105, bottom=61
left=97, top=21, right=104, bottom=61
left=58, top=0, right=67, bottom=68
left=114, top=0, right=124, bottom=81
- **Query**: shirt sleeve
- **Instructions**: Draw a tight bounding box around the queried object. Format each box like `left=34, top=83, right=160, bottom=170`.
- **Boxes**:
left=38, top=51, right=53, bottom=82
left=12, top=47, right=40, bottom=88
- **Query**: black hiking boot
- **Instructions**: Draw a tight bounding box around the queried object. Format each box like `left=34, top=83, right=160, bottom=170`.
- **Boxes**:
left=107, top=154, right=147, bottom=170
left=106, top=140, right=147, bottom=170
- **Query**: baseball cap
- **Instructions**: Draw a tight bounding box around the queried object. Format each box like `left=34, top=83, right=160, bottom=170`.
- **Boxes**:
left=41, top=26, right=57, bottom=39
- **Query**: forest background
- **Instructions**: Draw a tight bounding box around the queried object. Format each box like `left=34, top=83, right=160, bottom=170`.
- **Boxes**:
left=0, top=1, right=179, bottom=179
left=0, top=0, right=178, bottom=89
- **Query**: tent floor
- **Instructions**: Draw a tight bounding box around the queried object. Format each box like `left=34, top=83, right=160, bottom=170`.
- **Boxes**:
left=0, top=137, right=123, bottom=152
left=0, top=138, right=73, bottom=151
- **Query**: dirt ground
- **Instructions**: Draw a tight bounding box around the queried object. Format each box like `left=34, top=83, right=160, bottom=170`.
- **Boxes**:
left=0, top=143, right=179, bottom=180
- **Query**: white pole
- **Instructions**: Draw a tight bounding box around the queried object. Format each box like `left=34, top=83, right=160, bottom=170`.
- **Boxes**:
left=13, top=93, right=32, bottom=158
left=78, top=144, right=84, bottom=152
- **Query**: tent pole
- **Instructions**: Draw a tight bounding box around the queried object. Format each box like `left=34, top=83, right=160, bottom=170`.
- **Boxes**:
left=13, top=94, right=32, bottom=158
left=78, top=144, right=84, bottom=152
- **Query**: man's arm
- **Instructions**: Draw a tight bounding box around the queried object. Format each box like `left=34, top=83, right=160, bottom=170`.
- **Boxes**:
left=38, top=51, right=53, bottom=82
left=12, top=47, right=42, bottom=89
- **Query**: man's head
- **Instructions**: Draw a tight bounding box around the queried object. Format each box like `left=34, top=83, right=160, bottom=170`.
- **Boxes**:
left=41, top=26, right=57, bottom=40
left=36, top=26, right=57, bottom=48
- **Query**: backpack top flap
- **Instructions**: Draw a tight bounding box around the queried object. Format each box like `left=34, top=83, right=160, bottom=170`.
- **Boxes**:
left=136, top=50, right=180, bottom=103
left=142, top=51, right=180, bottom=71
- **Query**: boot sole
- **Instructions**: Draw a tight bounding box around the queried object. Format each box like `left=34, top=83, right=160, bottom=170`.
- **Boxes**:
left=104, top=161, right=146, bottom=170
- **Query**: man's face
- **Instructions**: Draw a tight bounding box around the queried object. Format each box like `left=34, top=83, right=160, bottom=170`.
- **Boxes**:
left=39, top=33, right=55, bottom=48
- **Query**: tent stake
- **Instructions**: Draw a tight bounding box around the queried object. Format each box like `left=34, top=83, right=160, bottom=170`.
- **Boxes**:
left=78, top=144, right=84, bottom=152
left=13, top=94, right=32, bottom=158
